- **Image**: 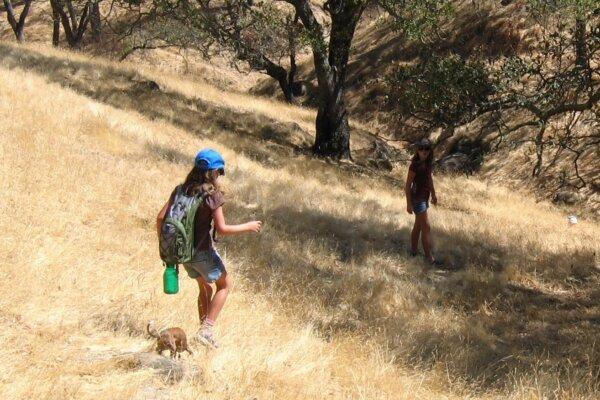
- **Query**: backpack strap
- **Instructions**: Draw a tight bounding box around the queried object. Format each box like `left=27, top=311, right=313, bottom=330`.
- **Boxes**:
left=174, top=184, right=183, bottom=197
left=183, top=191, right=206, bottom=260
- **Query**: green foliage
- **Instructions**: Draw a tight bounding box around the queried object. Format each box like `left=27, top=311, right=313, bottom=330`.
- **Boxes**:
left=493, top=20, right=598, bottom=112
left=379, top=0, right=454, bottom=41
left=238, top=2, right=297, bottom=61
left=385, top=54, right=493, bottom=129
left=526, top=0, right=598, bottom=19
left=129, top=0, right=302, bottom=72
left=491, top=18, right=599, bottom=179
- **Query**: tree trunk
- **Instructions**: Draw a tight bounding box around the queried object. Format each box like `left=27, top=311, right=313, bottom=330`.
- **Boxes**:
left=3, top=0, right=33, bottom=42
left=90, top=0, right=101, bottom=42
left=3, top=0, right=19, bottom=38
left=50, top=0, right=91, bottom=48
left=283, top=13, right=300, bottom=104
left=52, top=6, right=61, bottom=46
left=314, top=91, right=351, bottom=158
left=574, top=17, right=590, bottom=85
left=311, top=1, right=364, bottom=159
left=73, top=1, right=91, bottom=47
left=16, top=0, right=32, bottom=42
left=65, top=0, right=78, bottom=28
left=262, top=58, right=294, bottom=103
left=277, top=77, right=294, bottom=103
left=532, top=122, right=546, bottom=177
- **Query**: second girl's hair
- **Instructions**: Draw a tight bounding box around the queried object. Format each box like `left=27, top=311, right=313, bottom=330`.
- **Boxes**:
left=182, top=166, right=220, bottom=195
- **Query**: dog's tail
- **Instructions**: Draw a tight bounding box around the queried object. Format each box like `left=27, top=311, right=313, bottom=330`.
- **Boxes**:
left=147, top=321, right=160, bottom=339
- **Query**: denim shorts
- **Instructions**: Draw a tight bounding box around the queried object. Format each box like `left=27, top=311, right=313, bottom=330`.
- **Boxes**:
left=412, top=199, right=429, bottom=214
left=183, top=248, right=226, bottom=283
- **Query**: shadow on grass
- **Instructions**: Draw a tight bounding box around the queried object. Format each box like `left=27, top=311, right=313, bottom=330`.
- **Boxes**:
left=0, top=43, right=404, bottom=187
left=138, top=133, right=600, bottom=389
left=222, top=200, right=599, bottom=389
left=0, top=43, right=309, bottom=162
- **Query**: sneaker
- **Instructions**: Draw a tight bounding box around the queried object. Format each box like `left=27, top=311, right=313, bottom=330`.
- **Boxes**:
left=196, top=328, right=219, bottom=349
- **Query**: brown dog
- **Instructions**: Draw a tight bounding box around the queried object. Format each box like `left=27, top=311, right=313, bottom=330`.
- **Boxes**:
left=147, top=321, right=193, bottom=359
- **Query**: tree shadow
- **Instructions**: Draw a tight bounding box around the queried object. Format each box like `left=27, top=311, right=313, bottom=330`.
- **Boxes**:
left=220, top=199, right=599, bottom=389
left=144, top=143, right=194, bottom=166
left=0, top=43, right=403, bottom=187
left=0, top=43, right=310, bottom=158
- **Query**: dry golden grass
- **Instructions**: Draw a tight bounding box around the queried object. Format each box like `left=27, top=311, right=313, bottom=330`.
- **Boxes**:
left=1, top=44, right=599, bottom=399
left=3, top=41, right=316, bottom=131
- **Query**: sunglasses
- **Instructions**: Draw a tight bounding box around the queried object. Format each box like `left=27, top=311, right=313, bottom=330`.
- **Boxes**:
left=417, top=147, right=431, bottom=151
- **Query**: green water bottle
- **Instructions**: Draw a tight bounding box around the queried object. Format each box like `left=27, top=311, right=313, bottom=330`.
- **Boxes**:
left=163, top=264, right=179, bottom=294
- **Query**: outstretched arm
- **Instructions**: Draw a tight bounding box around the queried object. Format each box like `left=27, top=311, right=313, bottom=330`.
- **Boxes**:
left=213, top=206, right=262, bottom=235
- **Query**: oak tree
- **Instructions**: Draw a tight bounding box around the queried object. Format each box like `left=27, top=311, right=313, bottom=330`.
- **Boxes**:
left=116, top=0, right=451, bottom=158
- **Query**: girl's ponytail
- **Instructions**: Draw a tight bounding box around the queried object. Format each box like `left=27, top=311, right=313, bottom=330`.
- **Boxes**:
left=183, top=166, right=220, bottom=196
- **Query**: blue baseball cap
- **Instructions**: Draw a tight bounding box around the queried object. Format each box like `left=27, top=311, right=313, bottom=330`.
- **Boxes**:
left=195, top=149, right=225, bottom=175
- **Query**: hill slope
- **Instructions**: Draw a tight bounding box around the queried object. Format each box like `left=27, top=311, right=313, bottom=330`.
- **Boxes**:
left=1, top=43, right=599, bottom=399
left=3, top=0, right=597, bottom=214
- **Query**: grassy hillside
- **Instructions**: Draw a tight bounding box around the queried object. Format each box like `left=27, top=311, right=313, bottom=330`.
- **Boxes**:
left=1, top=43, right=599, bottom=399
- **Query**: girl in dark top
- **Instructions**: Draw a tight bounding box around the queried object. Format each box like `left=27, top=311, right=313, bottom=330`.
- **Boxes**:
left=157, top=149, right=262, bottom=348
left=404, top=138, right=441, bottom=266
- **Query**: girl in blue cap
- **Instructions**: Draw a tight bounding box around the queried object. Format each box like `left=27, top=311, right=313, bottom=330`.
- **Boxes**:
left=157, top=149, right=262, bottom=348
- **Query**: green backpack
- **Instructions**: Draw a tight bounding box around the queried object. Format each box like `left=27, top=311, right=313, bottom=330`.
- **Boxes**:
left=158, top=185, right=206, bottom=264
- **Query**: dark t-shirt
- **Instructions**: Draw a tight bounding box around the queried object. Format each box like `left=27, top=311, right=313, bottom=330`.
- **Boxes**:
left=409, top=159, right=432, bottom=202
left=193, top=190, right=225, bottom=252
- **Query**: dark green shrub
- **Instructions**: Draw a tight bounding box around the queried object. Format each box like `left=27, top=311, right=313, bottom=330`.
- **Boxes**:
left=385, top=54, right=494, bottom=130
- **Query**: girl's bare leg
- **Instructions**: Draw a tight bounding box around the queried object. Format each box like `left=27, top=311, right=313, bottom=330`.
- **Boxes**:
left=411, top=217, right=422, bottom=254
left=196, top=278, right=213, bottom=325
left=418, top=211, right=434, bottom=263
left=206, top=272, right=232, bottom=322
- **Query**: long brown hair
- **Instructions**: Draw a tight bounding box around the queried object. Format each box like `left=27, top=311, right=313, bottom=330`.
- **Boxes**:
left=411, top=146, right=434, bottom=167
left=182, top=166, right=220, bottom=196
